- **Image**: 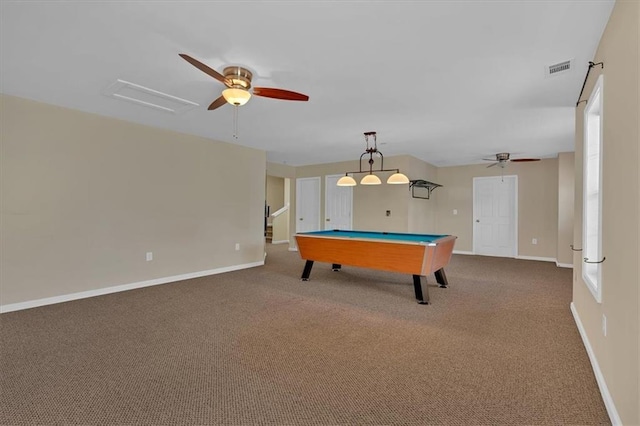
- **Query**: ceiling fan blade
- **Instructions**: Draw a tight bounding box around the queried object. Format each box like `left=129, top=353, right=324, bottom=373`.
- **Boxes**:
left=208, top=96, right=227, bottom=111
left=179, top=54, right=230, bottom=86
left=253, top=87, right=309, bottom=101
left=510, top=158, right=541, bottom=162
left=482, top=158, right=497, bottom=161
left=486, top=162, right=499, bottom=168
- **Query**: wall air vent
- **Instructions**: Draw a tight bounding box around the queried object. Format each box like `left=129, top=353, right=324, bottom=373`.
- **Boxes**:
left=545, top=59, right=573, bottom=78
left=103, top=79, right=199, bottom=114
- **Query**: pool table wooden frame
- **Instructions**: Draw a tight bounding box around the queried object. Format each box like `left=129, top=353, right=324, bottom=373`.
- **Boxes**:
left=295, top=231, right=457, bottom=304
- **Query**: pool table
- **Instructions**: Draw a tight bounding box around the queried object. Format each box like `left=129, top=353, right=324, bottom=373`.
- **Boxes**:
left=295, top=230, right=457, bottom=304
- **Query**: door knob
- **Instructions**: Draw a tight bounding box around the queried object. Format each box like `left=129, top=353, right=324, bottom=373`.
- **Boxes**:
left=326, top=218, right=330, bottom=221
left=299, top=218, right=303, bottom=221
left=476, top=219, right=480, bottom=222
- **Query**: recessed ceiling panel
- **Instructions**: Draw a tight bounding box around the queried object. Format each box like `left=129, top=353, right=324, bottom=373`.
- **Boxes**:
left=103, top=79, right=199, bottom=114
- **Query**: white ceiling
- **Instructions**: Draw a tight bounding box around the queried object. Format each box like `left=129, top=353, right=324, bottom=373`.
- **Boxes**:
left=0, top=1, right=614, bottom=167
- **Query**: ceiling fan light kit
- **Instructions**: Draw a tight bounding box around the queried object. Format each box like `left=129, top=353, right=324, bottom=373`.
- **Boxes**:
left=222, top=87, right=251, bottom=106
left=337, top=132, right=409, bottom=187
left=221, top=66, right=253, bottom=106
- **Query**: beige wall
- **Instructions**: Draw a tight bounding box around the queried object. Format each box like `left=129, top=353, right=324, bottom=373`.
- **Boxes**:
left=435, top=159, right=559, bottom=258
left=270, top=209, right=290, bottom=243
left=572, top=1, right=639, bottom=424
left=557, top=152, right=575, bottom=266
left=1, top=95, right=266, bottom=307
left=266, top=162, right=295, bottom=179
left=406, top=155, right=439, bottom=233
left=265, top=175, right=285, bottom=222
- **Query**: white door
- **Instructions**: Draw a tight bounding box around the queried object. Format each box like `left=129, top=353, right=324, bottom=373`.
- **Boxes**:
left=296, top=177, right=321, bottom=233
left=325, top=175, right=353, bottom=230
left=473, top=176, right=517, bottom=257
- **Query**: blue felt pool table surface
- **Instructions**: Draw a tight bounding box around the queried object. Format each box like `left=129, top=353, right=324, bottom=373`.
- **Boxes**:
left=299, top=230, right=449, bottom=244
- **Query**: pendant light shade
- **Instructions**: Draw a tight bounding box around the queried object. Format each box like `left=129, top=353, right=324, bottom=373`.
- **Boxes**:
left=360, top=174, right=382, bottom=185
left=337, top=175, right=357, bottom=186
left=387, top=172, right=410, bottom=184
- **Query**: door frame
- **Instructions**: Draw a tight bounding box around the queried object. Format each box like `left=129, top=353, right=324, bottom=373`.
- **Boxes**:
left=324, top=174, right=353, bottom=230
left=472, top=175, right=518, bottom=257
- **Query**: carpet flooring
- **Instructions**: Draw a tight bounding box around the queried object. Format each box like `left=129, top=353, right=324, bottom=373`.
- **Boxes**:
left=0, top=243, right=610, bottom=425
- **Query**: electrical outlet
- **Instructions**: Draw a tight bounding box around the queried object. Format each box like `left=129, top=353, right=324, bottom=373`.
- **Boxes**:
left=453, top=209, right=458, bottom=215
left=235, top=243, right=240, bottom=251
left=532, top=238, right=538, bottom=245
left=386, top=210, right=391, bottom=217
left=602, top=314, right=607, bottom=336
left=146, top=252, right=153, bottom=261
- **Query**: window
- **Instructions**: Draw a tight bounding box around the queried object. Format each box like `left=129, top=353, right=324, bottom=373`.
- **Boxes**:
left=582, top=74, right=604, bottom=302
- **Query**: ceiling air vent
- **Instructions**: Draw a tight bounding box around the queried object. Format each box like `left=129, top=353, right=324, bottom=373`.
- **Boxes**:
left=545, top=59, right=573, bottom=77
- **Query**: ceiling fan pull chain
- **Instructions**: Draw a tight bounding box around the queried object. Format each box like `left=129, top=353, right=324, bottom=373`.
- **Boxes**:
left=233, top=106, right=239, bottom=139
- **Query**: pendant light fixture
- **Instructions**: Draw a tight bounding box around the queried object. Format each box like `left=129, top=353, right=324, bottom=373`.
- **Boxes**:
left=337, top=132, right=410, bottom=187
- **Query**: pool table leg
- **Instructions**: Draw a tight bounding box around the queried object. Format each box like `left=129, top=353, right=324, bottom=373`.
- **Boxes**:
left=434, top=268, right=448, bottom=288
left=332, top=264, right=341, bottom=271
left=301, top=260, right=314, bottom=281
left=412, top=275, right=430, bottom=305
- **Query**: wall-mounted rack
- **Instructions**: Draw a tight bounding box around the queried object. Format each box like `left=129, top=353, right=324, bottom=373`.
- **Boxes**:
left=409, top=180, right=442, bottom=199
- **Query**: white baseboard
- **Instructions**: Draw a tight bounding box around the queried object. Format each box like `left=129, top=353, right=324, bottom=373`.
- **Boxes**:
left=453, top=250, right=474, bottom=255
left=516, top=255, right=556, bottom=263
left=453, top=250, right=560, bottom=268
left=556, top=262, right=573, bottom=268
left=270, top=240, right=289, bottom=245
left=288, top=247, right=298, bottom=252
left=456, top=252, right=561, bottom=265
left=570, top=303, right=621, bottom=425
left=0, top=260, right=264, bottom=314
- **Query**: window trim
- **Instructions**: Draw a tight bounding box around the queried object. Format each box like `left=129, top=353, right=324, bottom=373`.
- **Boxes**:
left=581, top=74, right=604, bottom=303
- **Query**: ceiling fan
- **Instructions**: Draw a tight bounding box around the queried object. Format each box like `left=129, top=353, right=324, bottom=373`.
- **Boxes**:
left=179, top=54, right=309, bottom=110
left=483, top=152, right=541, bottom=168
